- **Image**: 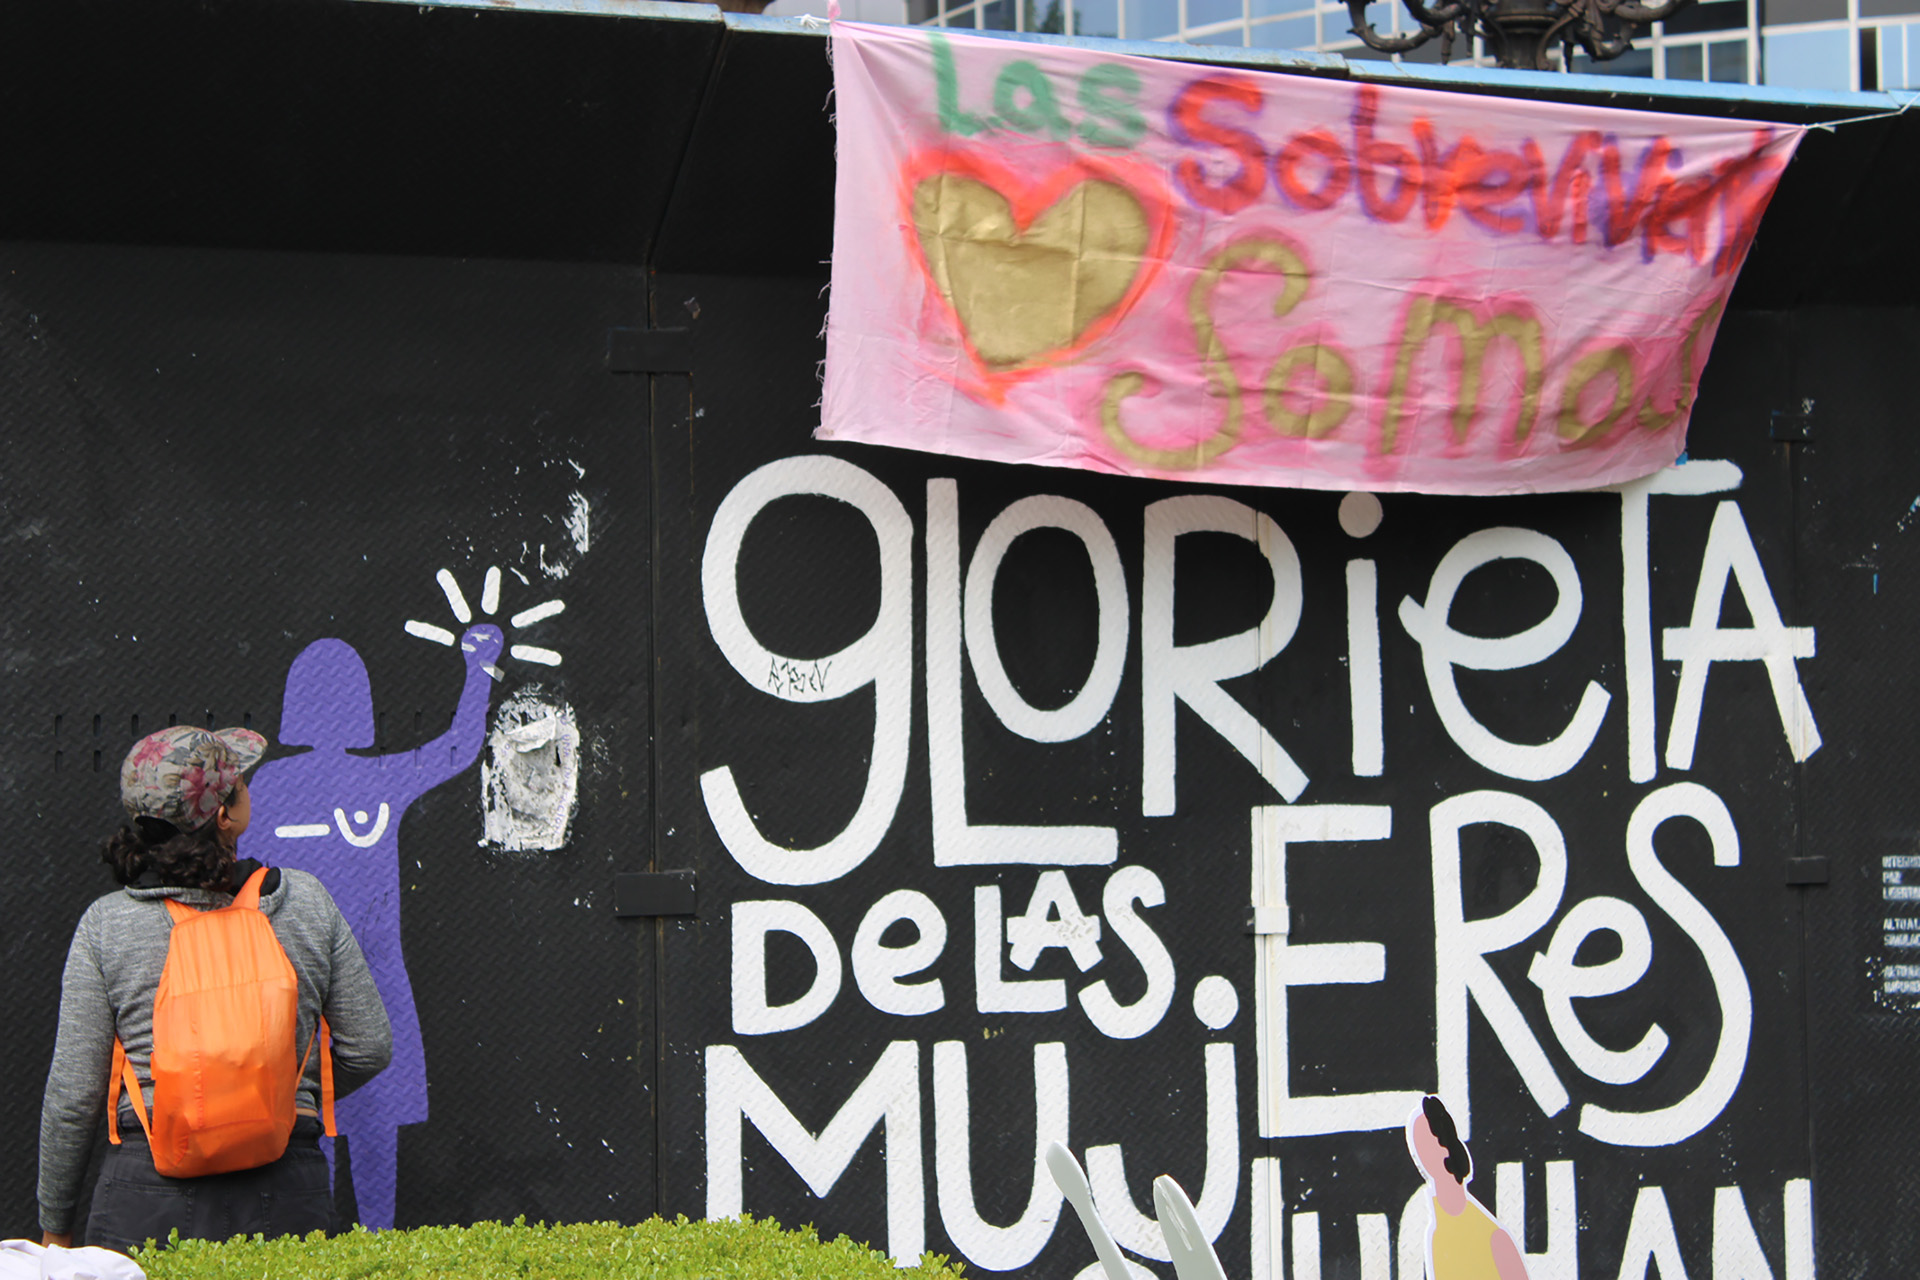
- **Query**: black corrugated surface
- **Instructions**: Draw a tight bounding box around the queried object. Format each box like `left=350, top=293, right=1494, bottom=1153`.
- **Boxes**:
left=1785, top=306, right=1920, bottom=1278
left=0, top=1, right=1915, bottom=1270
left=0, top=243, right=656, bottom=1233
left=0, top=0, right=722, bottom=263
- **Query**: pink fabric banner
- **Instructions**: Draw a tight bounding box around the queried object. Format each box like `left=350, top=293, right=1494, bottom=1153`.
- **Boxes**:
left=819, top=23, right=1802, bottom=494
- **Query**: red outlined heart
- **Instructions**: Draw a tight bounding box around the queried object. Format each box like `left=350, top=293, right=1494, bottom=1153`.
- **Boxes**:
left=900, top=146, right=1175, bottom=403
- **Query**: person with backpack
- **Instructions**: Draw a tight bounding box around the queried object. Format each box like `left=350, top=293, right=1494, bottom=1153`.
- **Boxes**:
left=37, top=726, right=394, bottom=1253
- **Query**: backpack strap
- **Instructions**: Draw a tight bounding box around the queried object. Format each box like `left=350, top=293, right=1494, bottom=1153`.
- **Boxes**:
left=320, top=1019, right=336, bottom=1136
left=232, top=865, right=271, bottom=911
left=156, top=867, right=270, bottom=925
left=106, top=1037, right=154, bottom=1147
left=157, top=866, right=270, bottom=924
left=295, top=1017, right=339, bottom=1138
left=106, top=1039, right=123, bottom=1146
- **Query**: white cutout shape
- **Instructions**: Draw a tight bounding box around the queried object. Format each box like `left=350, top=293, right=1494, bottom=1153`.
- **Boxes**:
left=1154, top=1175, right=1229, bottom=1280
left=1047, top=1143, right=1134, bottom=1280
left=1338, top=491, right=1383, bottom=539
left=1049, top=1143, right=1232, bottom=1280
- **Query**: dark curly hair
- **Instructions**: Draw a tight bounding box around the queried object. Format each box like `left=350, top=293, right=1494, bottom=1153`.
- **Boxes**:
left=1422, top=1095, right=1473, bottom=1184
left=102, top=795, right=240, bottom=891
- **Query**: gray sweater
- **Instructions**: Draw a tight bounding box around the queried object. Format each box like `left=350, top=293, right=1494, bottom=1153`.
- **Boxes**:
left=38, top=869, right=393, bottom=1234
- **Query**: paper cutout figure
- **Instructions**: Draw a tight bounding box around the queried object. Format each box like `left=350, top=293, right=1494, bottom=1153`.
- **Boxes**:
left=1049, top=1142, right=1136, bottom=1280
left=1407, top=1096, right=1532, bottom=1280
left=1051, top=1103, right=1533, bottom=1280
left=1049, top=1141, right=1229, bottom=1280
left=0, top=1239, right=146, bottom=1280
left=1153, top=1174, right=1230, bottom=1280
left=240, top=624, right=502, bottom=1230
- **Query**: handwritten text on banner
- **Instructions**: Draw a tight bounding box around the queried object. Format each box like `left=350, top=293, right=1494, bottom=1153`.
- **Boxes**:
left=819, top=23, right=1801, bottom=494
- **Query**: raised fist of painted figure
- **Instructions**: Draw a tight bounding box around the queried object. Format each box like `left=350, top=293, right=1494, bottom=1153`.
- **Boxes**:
left=460, top=623, right=504, bottom=668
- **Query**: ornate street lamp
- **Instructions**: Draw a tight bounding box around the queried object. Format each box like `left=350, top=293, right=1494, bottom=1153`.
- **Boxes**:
left=1345, top=0, right=1693, bottom=70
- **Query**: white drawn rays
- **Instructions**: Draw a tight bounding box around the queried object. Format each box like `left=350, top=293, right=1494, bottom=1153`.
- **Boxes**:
left=404, top=566, right=566, bottom=673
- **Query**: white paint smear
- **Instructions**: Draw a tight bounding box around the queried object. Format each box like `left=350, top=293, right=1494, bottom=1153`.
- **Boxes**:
left=481, top=687, right=580, bottom=852
left=566, top=492, right=591, bottom=554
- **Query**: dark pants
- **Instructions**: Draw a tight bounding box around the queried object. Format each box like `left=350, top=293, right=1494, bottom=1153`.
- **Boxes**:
left=86, top=1116, right=331, bottom=1253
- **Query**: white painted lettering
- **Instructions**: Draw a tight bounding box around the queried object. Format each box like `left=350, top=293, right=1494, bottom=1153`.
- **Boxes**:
left=964, top=495, right=1129, bottom=743
left=1529, top=896, right=1669, bottom=1085
left=731, top=899, right=842, bottom=1035
left=1087, top=1042, right=1238, bottom=1261
left=929, top=481, right=1117, bottom=866
left=933, top=1040, right=1068, bottom=1270
left=1581, top=784, right=1750, bottom=1148
left=701, top=456, right=912, bottom=885
left=1663, top=501, right=1820, bottom=769
left=976, top=885, right=1067, bottom=1013
left=852, top=889, right=948, bottom=1017
left=1142, top=496, right=1307, bottom=815
left=1399, top=528, right=1611, bottom=781
left=1783, top=1179, right=1813, bottom=1280
left=1079, top=866, right=1176, bottom=1040
left=1610, top=458, right=1743, bottom=783
left=705, top=1041, right=923, bottom=1264
left=1007, top=870, right=1104, bottom=973
left=1713, top=1186, right=1776, bottom=1280
left=1290, top=1211, right=1321, bottom=1280
left=1347, top=558, right=1384, bottom=777
left=1432, top=791, right=1571, bottom=1139
left=1251, top=804, right=1419, bottom=1137
left=1614, top=1186, right=1687, bottom=1280
left=1494, top=1160, right=1577, bottom=1280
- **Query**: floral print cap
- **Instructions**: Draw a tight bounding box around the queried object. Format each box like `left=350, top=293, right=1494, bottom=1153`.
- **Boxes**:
left=120, top=725, right=267, bottom=834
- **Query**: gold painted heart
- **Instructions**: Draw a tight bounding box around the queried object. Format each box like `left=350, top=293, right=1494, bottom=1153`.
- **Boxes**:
left=909, top=159, right=1164, bottom=373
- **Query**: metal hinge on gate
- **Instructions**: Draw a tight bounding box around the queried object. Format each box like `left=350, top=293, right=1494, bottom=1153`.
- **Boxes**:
left=607, top=327, right=692, bottom=375
left=614, top=869, right=698, bottom=917
left=1245, top=906, right=1288, bottom=936
left=1769, top=407, right=1812, bottom=442
left=1786, top=856, right=1829, bottom=886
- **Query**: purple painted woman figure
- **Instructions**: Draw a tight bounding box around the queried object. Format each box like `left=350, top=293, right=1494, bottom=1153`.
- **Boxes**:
left=240, top=624, right=502, bottom=1230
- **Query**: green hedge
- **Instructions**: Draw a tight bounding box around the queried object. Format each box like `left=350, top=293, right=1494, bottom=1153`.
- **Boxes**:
left=136, top=1214, right=969, bottom=1280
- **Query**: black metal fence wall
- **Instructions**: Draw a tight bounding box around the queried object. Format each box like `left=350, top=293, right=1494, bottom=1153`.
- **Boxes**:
left=1, top=3, right=1916, bottom=1276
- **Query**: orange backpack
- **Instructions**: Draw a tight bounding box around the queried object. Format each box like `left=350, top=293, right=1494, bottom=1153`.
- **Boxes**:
left=107, top=867, right=336, bottom=1177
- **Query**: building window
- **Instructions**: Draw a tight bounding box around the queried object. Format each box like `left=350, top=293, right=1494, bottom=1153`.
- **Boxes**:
left=1763, top=24, right=1853, bottom=89
left=1876, top=19, right=1920, bottom=86
left=910, top=0, right=1920, bottom=91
